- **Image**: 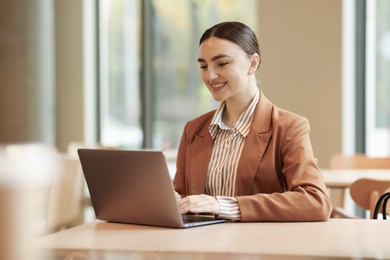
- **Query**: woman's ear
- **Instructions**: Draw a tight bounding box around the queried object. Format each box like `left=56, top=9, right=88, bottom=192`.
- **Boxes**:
left=251, top=53, right=261, bottom=70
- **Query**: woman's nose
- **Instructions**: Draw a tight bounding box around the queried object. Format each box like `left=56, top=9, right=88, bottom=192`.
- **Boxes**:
left=204, top=68, right=218, bottom=81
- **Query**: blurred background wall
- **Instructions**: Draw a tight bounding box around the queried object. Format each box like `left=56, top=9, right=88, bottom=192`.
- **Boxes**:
left=258, top=0, right=342, bottom=167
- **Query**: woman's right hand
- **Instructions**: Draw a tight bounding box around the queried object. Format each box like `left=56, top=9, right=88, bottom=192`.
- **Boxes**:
left=177, top=194, right=220, bottom=215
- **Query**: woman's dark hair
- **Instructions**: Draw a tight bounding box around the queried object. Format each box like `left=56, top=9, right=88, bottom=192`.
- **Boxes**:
left=199, top=21, right=260, bottom=57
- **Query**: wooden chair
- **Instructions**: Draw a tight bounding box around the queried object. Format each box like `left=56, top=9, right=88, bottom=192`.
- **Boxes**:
left=349, top=178, right=390, bottom=219
left=43, top=155, right=84, bottom=234
left=4, top=143, right=87, bottom=234
left=3, top=143, right=64, bottom=233
left=328, top=154, right=390, bottom=209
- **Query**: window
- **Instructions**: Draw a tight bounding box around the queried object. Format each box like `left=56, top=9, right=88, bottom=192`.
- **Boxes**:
left=98, top=0, right=258, bottom=150
left=99, top=0, right=142, bottom=148
left=366, top=0, right=390, bottom=156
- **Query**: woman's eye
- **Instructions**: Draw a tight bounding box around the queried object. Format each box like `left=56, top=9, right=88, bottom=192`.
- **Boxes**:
left=199, top=65, right=207, bottom=70
left=218, top=62, right=228, bottom=67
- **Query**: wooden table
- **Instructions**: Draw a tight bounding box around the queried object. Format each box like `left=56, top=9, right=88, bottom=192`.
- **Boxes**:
left=33, top=219, right=390, bottom=259
left=322, top=169, right=390, bottom=215
left=322, top=169, right=390, bottom=188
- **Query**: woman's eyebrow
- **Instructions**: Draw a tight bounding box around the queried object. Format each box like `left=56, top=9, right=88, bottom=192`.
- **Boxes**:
left=197, top=54, right=231, bottom=63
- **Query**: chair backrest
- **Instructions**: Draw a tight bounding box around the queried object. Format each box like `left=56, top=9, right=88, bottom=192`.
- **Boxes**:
left=372, top=188, right=390, bottom=219
left=44, top=155, right=84, bottom=233
left=329, top=154, right=390, bottom=169
left=349, top=178, right=390, bottom=219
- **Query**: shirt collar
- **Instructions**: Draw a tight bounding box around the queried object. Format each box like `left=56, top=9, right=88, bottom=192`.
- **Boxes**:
left=209, top=89, right=259, bottom=139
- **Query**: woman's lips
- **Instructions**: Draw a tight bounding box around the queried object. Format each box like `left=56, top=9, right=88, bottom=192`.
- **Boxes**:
left=209, top=82, right=227, bottom=89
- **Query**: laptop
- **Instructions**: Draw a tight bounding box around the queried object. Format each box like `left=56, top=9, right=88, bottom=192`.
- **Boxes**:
left=77, top=148, right=227, bottom=228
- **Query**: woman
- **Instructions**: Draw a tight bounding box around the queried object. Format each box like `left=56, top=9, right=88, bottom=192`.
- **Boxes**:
left=174, top=21, right=332, bottom=221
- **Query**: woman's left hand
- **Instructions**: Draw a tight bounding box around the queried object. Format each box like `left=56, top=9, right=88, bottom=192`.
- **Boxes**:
left=178, top=194, right=219, bottom=215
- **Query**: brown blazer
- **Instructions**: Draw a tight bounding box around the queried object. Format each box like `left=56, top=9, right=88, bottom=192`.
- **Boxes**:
left=173, top=92, right=332, bottom=222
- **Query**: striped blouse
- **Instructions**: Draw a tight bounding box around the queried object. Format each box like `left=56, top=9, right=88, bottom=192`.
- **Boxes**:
left=206, top=90, right=259, bottom=220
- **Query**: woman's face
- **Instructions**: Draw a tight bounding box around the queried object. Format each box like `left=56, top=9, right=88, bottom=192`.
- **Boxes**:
left=197, top=36, right=256, bottom=102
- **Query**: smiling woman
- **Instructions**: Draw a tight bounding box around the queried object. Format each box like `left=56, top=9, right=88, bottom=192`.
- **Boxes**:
left=174, top=21, right=332, bottom=222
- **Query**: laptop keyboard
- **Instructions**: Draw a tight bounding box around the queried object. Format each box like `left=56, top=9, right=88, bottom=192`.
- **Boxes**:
left=182, top=214, right=217, bottom=223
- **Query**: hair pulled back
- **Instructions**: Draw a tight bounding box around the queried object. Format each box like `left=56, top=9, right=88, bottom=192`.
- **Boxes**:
left=199, top=21, right=260, bottom=58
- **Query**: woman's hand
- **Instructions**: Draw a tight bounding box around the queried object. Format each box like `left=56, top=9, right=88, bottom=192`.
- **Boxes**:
left=178, top=194, right=219, bottom=215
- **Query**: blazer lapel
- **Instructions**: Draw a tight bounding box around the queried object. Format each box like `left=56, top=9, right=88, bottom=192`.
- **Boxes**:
left=236, top=92, right=273, bottom=195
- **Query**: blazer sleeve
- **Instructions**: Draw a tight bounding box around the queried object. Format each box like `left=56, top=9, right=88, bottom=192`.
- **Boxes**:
left=237, top=116, right=332, bottom=222
left=173, top=122, right=189, bottom=197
